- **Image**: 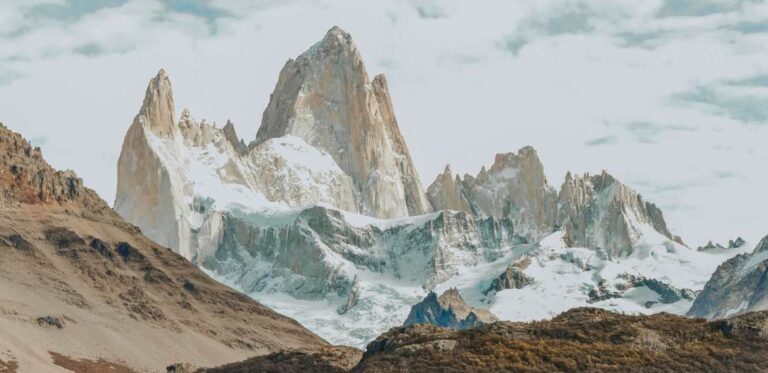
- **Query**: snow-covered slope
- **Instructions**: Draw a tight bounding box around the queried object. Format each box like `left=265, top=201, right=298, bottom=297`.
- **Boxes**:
left=480, top=229, right=746, bottom=321
left=688, top=235, right=768, bottom=319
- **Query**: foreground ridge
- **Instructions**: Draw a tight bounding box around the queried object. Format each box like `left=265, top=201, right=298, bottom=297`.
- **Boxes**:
left=184, top=307, right=768, bottom=372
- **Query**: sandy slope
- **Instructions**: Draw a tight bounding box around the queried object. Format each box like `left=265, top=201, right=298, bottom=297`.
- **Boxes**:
left=0, top=206, right=326, bottom=372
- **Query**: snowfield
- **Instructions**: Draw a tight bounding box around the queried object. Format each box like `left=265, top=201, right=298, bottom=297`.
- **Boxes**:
left=204, top=206, right=748, bottom=348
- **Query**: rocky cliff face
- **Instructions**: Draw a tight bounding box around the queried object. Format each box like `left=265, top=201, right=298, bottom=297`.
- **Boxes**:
left=426, top=149, right=681, bottom=255
left=557, top=171, right=683, bottom=258
left=688, top=236, right=768, bottom=319
left=209, top=206, right=518, bottom=300
left=255, top=26, right=432, bottom=219
left=427, top=147, right=558, bottom=241
left=0, top=124, right=326, bottom=372
left=426, top=165, right=473, bottom=214
left=404, top=288, right=498, bottom=329
left=0, top=123, right=110, bottom=214
left=115, top=69, right=360, bottom=258
left=115, top=69, right=188, bottom=253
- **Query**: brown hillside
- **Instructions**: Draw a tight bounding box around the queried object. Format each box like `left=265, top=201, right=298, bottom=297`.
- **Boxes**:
left=0, top=123, right=326, bottom=372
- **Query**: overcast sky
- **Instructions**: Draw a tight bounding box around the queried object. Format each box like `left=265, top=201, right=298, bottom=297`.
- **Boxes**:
left=1, top=0, right=767, bottom=246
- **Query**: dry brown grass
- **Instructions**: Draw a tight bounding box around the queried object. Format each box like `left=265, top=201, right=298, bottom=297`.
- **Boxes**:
left=198, top=308, right=768, bottom=372
left=354, top=308, right=768, bottom=372
left=50, top=351, right=136, bottom=373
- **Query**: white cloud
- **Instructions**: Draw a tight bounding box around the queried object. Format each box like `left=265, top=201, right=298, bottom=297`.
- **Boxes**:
left=1, top=0, right=767, bottom=246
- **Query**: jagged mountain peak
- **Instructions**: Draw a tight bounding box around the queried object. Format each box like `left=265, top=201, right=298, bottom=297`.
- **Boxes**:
left=689, top=234, right=768, bottom=319
left=490, top=146, right=540, bottom=172
left=137, top=68, right=176, bottom=138
left=403, top=288, right=498, bottom=329
left=316, top=25, right=356, bottom=51
left=426, top=163, right=472, bottom=214
left=558, top=169, right=684, bottom=254
left=755, top=235, right=768, bottom=253
left=254, top=27, right=432, bottom=219
left=289, top=26, right=363, bottom=79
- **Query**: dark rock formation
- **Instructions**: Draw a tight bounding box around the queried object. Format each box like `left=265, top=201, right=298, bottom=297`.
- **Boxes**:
left=484, top=257, right=533, bottom=294
left=689, top=235, right=768, bottom=319
left=404, top=288, right=498, bottom=329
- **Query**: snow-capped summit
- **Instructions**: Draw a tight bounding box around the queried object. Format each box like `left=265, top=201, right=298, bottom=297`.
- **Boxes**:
left=255, top=26, right=432, bottom=219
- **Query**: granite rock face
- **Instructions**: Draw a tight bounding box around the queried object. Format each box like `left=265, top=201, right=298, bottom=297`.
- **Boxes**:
left=404, top=288, right=498, bottom=329
left=557, top=171, right=684, bottom=258
left=255, top=26, right=432, bottom=219
left=115, top=69, right=360, bottom=258
left=426, top=165, right=472, bottom=215
left=206, top=207, right=519, bottom=301
left=426, top=151, right=681, bottom=257
left=427, top=147, right=558, bottom=241
left=688, top=235, right=768, bottom=319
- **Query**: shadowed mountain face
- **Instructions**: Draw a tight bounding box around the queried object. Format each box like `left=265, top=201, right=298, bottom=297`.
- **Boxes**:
left=185, top=307, right=768, bottom=372
left=403, top=288, right=498, bottom=329
left=689, top=235, right=768, bottom=319
left=0, top=124, right=326, bottom=372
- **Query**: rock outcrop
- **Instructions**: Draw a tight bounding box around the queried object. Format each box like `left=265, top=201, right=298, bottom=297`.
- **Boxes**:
left=688, top=235, right=768, bottom=319
left=403, top=288, right=498, bottom=329
left=426, top=150, right=682, bottom=257
left=115, top=69, right=188, bottom=253
left=254, top=26, right=432, bottom=219
left=0, top=124, right=326, bottom=372
left=0, top=123, right=109, bottom=214
left=557, top=171, right=684, bottom=257
left=428, top=147, right=558, bottom=241
left=484, top=258, right=533, bottom=294
left=426, top=165, right=472, bottom=214
left=697, top=237, right=746, bottom=252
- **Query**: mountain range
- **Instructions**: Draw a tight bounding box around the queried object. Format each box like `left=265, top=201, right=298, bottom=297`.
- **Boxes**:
left=2, top=26, right=767, bottom=371
left=112, top=26, right=763, bottom=349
